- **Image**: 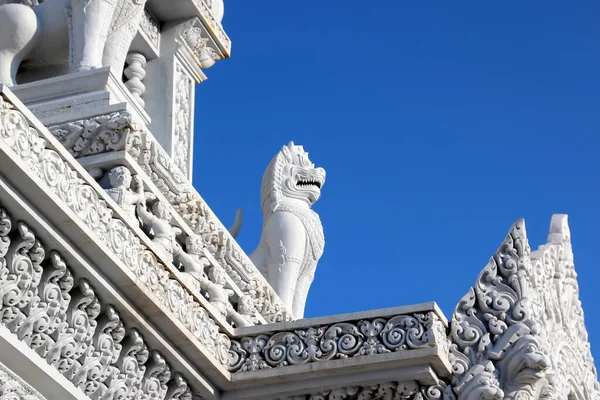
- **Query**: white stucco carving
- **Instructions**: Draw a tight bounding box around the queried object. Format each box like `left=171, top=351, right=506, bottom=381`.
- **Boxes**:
left=49, top=111, right=140, bottom=158
left=193, top=0, right=230, bottom=54
left=124, top=52, right=147, bottom=107
left=528, top=215, right=600, bottom=399
left=0, top=202, right=206, bottom=399
left=206, top=0, right=224, bottom=23
left=139, top=7, right=160, bottom=51
left=105, top=165, right=148, bottom=224
left=445, top=216, right=600, bottom=400
left=1, top=0, right=598, bottom=396
left=175, top=235, right=254, bottom=328
left=250, top=142, right=326, bottom=319
left=181, top=20, right=221, bottom=69
left=137, top=200, right=182, bottom=259
left=278, top=380, right=448, bottom=400
left=0, top=90, right=232, bottom=368
left=0, top=0, right=147, bottom=85
left=132, top=132, right=291, bottom=323
left=48, top=107, right=291, bottom=324
left=0, top=360, right=45, bottom=400
left=173, top=59, right=194, bottom=177
left=229, top=311, right=444, bottom=372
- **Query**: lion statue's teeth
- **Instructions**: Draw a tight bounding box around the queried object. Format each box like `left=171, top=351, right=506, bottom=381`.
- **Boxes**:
left=249, top=142, right=325, bottom=319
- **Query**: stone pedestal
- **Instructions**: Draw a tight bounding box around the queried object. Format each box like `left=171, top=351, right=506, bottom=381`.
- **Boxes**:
left=10, top=67, right=150, bottom=127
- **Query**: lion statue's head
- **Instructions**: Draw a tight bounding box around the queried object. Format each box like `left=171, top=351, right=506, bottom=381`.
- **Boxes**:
left=260, top=142, right=326, bottom=213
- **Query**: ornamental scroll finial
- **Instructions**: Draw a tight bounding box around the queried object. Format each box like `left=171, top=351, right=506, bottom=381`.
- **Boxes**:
left=445, top=215, right=600, bottom=399
left=445, top=219, right=549, bottom=399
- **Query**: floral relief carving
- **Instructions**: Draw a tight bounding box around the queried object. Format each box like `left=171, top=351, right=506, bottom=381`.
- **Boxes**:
left=173, top=60, right=193, bottom=177
left=0, top=203, right=206, bottom=399
left=23, top=102, right=283, bottom=325
left=228, top=312, right=443, bottom=373
left=50, top=279, right=101, bottom=380
left=0, top=93, right=229, bottom=368
left=192, top=0, right=231, bottom=54
left=180, top=20, right=220, bottom=69
left=444, top=216, right=600, bottom=400
left=48, top=112, right=138, bottom=158
left=132, top=132, right=290, bottom=323
left=2, top=54, right=599, bottom=400
left=0, top=360, right=46, bottom=400
left=279, top=380, right=447, bottom=400
left=0, top=222, right=45, bottom=335
left=34, top=104, right=288, bottom=325
left=445, top=219, right=540, bottom=399
left=133, top=133, right=191, bottom=202
left=139, top=7, right=160, bottom=50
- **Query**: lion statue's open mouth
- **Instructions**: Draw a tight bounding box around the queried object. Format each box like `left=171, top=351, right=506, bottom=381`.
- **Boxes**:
left=294, top=175, right=324, bottom=204
left=275, top=143, right=326, bottom=208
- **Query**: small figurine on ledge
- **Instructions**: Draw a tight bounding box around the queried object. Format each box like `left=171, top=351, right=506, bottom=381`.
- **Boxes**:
left=197, top=266, right=252, bottom=328
left=174, top=235, right=211, bottom=278
left=175, top=238, right=252, bottom=328
left=136, top=200, right=181, bottom=259
left=105, top=166, right=150, bottom=224
left=237, top=295, right=260, bottom=325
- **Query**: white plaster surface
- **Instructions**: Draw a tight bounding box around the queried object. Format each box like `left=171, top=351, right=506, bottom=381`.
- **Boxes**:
left=250, top=142, right=326, bottom=318
left=0, top=2, right=598, bottom=399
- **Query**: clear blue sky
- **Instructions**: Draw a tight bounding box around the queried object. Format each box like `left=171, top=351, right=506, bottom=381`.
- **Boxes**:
left=194, top=2, right=600, bottom=363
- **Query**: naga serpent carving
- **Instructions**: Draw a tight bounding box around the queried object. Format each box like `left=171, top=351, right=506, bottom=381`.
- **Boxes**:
left=248, top=142, right=325, bottom=319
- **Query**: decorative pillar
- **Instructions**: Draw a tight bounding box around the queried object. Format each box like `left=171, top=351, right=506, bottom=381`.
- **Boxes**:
left=144, top=17, right=225, bottom=182
left=124, top=52, right=147, bottom=108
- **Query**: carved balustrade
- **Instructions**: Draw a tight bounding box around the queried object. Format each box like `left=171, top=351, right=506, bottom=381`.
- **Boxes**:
left=124, top=53, right=147, bottom=108
left=1, top=0, right=598, bottom=395
left=0, top=185, right=451, bottom=399
left=0, top=209, right=192, bottom=399
left=46, top=108, right=291, bottom=324
left=0, top=86, right=237, bottom=396
left=219, top=303, right=451, bottom=400
left=229, top=308, right=449, bottom=373
left=2, top=79, right=598, bottom=399
left=1, top=2, right=274, bottom=326
left=0, top=90, right=452, bottom=397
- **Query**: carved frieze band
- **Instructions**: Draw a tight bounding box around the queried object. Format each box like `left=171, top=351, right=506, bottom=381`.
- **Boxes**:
left=0, top=360, right=46, bottom=400
left=228, top=312, right=445, bottom=373
left=49, top=112, right=139, bottom=158
left=0, top=204, right=198, bottom=399
left=48, top=110, right=289, bottom=324
left=140, top=7, right=160, bottom=52
left=193, top=0, right=231, bottom=55
left=0, top=93, right=232, bottom=368
left=134, top=132, right=290, bottom=322
left=179, top=18, right=222, bottom=69
left=278, top=380, right=447, bottom=400
left=173, top=58, right=193, bottom=177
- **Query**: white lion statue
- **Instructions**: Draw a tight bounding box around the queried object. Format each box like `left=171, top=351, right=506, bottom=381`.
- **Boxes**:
left=249, top=142, right=326, bottom=319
